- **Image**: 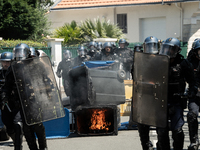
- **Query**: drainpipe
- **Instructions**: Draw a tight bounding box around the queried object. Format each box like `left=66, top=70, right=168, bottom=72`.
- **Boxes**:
left=114, top=7, right=116, bottom=24
left=175, top=3, right=183, bottom=41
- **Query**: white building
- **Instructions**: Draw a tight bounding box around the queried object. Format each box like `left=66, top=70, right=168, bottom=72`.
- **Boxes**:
left=48, top=0, right=200, bottom=51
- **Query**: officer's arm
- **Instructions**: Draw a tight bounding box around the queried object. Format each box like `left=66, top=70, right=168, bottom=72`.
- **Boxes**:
left=181, top=59, right=198, bottom=95
left=56, top=62, right=62, bottom=78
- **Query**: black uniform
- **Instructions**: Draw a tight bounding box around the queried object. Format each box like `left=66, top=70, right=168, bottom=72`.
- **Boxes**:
left=73, top=55, right=91, bottom=67
left=187, top=48, right=200, bottom=149
left=1, top=65, right=24, bottom=150
left=115, top=47, right=133, bottom=79
left=56, top=58, right=73, bottom=96
left=0, top=69, right=11, bottom=141
left=156, top=54, right=197, bottom=150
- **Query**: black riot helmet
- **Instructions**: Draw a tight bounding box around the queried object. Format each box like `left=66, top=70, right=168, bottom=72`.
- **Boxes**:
left=77, top=46, right=87, bottom=58
left=143, top=36, right=159, bottom=54
left=63, top=50, right=72, bottom=59
left=191, top=39, right=200, bottom=58
left=134, top=44, right=143, bottom=52
left=30, top=47, right=37, bottom=57
left=0, top=52, right=13, bottom=61
left=102, top=42, right=113, bottom=53
left=14, top=43, right=30, bottom=60
left=88, top=41, right=97, bottom=49
left=159, top=37, right=181, bottom=58
left=118, top=39, right=129, bottom=48
left=96, top=42, right=102, bottom=51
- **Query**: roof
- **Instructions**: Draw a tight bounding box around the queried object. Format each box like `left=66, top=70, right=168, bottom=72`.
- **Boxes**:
left=51, top=0, right=196, bottom=10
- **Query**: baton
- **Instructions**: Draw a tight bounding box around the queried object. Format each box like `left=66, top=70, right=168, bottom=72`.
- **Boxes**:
left=5, top=103, right=11, bottom=112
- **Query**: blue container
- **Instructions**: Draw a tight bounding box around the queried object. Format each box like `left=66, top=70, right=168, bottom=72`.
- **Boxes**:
left=43, top=108, right=70, bottom=139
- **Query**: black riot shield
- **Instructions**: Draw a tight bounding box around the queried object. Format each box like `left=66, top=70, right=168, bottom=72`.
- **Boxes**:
left=132, top=52, right=169, bottom=128
left=11, top=56, right=65, bottom=125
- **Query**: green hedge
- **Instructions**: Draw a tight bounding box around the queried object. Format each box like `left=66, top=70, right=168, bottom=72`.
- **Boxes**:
left=0, top=39, right=46, bottom=47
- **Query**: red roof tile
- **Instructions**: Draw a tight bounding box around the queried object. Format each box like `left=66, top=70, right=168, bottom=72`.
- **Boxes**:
left=52, top=0, right=184, bottom=10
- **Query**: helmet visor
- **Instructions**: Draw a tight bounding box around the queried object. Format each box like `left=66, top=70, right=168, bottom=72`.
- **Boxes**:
left=144, top=43, right=158, bottom=54
left=64, top=51, right=72, bottom=59
left=159, top=44, right=179, bottom=58
left=15, top=48, right=28, bottom=60
left=134, top=47, right=142, bottom=52
left=78, top=50, right=86, bottom=57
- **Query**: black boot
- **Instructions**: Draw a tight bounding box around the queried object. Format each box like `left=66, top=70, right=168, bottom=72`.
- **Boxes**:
left=172, top=128, right=184, bottom=150
left=14, top=122, right=23, bottom=150
left=23, top=123, right=38, bottom=150
left=156, top=127, right=170, bottom=150
left=137, top=123, right=153, bottom=150
left=187, top=111, right=199, bottom=150
left=34, top=123, right=47, bottom=150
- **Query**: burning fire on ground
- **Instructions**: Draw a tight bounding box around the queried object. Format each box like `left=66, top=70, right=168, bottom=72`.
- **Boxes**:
left=89, top=109, right=111, bottom=131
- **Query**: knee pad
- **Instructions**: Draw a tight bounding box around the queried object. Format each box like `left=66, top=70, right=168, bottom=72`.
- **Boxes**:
left=187, top=111, right=198, bottom=123
left=172, top=127, right=184, bottom=140
left=14, top=122, right=23, bottom=135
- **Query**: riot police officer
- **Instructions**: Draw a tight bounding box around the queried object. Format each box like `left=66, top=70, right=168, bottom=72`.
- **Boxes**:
left=0, top=52, right=13, bottom=141
left=137, top=36, right=159, bottom=150
left=87, top=41, right=97, bottom=59
left=115, top=39, right=133, bottom=79
left=100, top=42, right=118, bottom=61
left=134, top=44, right=143, bottom=52
left=28, top=47, right=48, bottom=150
left=56, top=50, right=73, bottom=96
left=96, top=42, right=102, bottom=52
left=187, top=39, right=200, bottom=150
left=157, top=38, right=197, bottom=150
left=1, top=43, right=31, bottom=150
left=73, top=46, right=91, bottom=67
left=1, top=43, right=48, bottom=150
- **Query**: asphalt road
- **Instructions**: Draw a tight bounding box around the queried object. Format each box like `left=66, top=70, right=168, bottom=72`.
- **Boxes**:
left=0, top=110, right=195, bottom=150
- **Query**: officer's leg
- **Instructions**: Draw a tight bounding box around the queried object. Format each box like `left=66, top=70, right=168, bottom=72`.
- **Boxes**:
left=64, top=80, right=70, bottom=96
left=187, top=101, right=199, bottom=150
left=34, top=123, right=48, bottom=150
left=137, top=123, right=153, bottom=150
left=13, top=111, right=23, bottom=150
left=172, top=127, right=184, bottom=150
left=156, top=127, right=170, bottom=150
left=23, top=123, right=38, bottom=150
left=170, top=104, right=185, bottom=150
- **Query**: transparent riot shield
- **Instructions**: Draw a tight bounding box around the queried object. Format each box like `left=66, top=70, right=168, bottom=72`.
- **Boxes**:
left=11, top=56, right=65, bottom=125
left=132, top=52, right=169, bottom=128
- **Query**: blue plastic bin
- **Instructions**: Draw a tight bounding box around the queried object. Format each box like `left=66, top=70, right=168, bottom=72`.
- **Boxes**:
left=43, top=108, right=70, bottom=139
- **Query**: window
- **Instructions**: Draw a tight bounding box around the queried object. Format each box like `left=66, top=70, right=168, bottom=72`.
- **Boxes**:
left=117, top=14, right=127, bottom=33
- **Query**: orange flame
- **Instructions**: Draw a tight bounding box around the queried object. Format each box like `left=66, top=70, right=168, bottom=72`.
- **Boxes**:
left=89, top=109, right=111, bottom=131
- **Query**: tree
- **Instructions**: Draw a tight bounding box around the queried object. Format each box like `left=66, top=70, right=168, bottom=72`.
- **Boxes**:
left=80, top=18, right=125, bottom=41
left=53, top=21, right=86, bottom=46
left=0, top=0, right=51, bottom=41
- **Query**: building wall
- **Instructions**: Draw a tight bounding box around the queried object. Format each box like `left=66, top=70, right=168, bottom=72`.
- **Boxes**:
left=48, top=2, right=199, bottom=43
left=48, top=7, right=115, bottom=31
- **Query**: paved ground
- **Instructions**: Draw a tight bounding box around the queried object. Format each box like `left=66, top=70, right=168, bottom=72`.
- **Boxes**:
left=0, top=110, right=195, bottom=150
left=0, top=91, right=195, bottom=150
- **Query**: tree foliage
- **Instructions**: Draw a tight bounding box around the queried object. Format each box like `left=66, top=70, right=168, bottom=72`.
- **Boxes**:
left=0, top=0, right=51, bottom=42
left=53, top=21, right=85, bottom=46
left=53, top=18, right=125, bottom=46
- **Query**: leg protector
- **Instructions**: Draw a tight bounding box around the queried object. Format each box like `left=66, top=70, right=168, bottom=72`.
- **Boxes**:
left=23, top=124, right=38, bottom=150
left=8, top=132, right=15, bottom=144
left=187, top=111, right=199, bottom=144
left=14, top=122, right=23, bottom=150
left=137, top=124, right=153, bottom=150
left=172, top=127, right=184, bottom=150
left=156, top=128, right=170, bottom=150
left=34, top=123, right=47, bottom=150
